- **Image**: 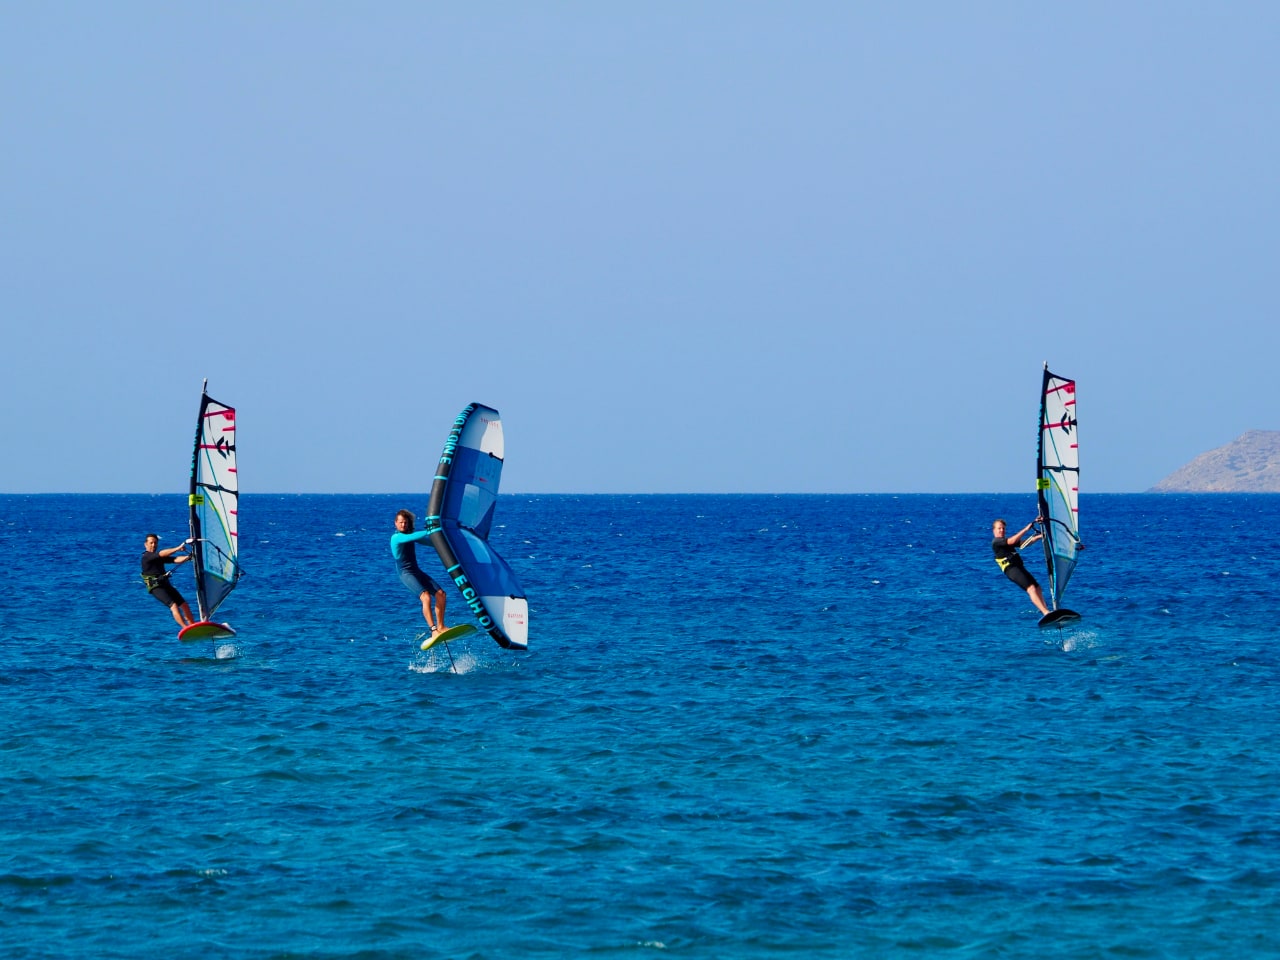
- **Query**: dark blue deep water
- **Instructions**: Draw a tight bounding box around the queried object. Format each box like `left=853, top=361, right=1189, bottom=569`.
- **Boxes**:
left=2, top=494, right=1278, bottom=958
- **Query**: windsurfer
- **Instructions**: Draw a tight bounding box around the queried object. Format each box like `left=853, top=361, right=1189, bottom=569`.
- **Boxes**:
left=390, top=510, right=448, bottom=637
left=141, top=534, right=195, bottom=628
left=991, top=518, right=1051, bottom=616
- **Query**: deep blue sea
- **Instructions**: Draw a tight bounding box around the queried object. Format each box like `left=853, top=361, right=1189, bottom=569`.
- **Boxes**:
left=2, top=493, right=1278, bottom=958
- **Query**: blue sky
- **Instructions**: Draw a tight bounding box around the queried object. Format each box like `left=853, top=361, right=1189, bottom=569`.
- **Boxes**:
left=3, top=4, right=1276, bottom=493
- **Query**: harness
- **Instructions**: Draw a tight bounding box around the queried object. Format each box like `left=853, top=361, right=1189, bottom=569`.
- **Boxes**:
left=141, top=571, right=171, bottom=592
left=993, top=538, right=1023, bottom=574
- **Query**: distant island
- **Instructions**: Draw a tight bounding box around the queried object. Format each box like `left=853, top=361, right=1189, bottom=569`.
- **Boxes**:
left=1149, top=430, right=1280, bottom=492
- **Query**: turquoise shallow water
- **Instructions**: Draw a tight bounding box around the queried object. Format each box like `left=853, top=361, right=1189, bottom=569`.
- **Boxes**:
left=1, top=493, right=1278, bottom=958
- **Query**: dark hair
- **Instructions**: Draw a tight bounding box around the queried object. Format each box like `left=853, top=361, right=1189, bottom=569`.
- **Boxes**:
left=395, top=510, right=415, bottom=525
left=145, top=532, right=159, bottom=540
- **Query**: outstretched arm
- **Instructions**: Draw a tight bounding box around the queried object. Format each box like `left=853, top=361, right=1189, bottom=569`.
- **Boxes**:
left=1006, top=519, right=1040, bottom=547
left=159, top=544, right=192, bottom=564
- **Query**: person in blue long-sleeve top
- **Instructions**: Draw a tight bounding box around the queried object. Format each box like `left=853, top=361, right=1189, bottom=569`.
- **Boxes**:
left=390, top=510, right=448, bottom=639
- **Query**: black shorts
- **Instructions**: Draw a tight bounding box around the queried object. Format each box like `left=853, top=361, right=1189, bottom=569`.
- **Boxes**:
left=1003, top=564, right=1039, bottom=592
left=150, top=583, right=186, bottom=608
left=400, top=568, right=442, bottom=597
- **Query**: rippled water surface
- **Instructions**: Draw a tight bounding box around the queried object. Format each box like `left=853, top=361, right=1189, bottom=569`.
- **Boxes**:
left=2, top=494, right=1278, bottom=958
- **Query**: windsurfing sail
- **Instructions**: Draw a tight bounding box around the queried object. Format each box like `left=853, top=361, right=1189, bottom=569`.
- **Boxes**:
left=425, top=402, right=528, bottom=650
left=1036, top=364, right=1080, bottom=610
left=188, top=380, right=240, bottom=622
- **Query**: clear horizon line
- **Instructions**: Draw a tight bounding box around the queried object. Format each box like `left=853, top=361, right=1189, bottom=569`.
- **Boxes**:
left=0, top=489, right=1238, bottom=497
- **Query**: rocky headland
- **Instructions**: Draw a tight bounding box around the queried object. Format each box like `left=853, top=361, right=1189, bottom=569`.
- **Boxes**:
left=1148, top=430, right=1280, bottom=493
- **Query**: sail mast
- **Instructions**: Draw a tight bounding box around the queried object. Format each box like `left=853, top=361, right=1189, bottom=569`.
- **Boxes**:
left=188, top=381, right=240, bottom=622
left=188, top=381, right=210, bottom=620
left=1036, top=363, right=1080, bottom=610
left=1036, top=364, right=1054, bottom=605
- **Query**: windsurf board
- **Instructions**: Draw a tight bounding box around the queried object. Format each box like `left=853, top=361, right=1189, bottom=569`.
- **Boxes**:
left=1038, top=609, right=1081, bottom=628
left=179, top=620, right=237, bottom=642
left=420, top=623, right=478, bottom=651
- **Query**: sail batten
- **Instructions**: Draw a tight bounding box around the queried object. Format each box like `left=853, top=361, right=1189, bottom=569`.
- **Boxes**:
left=426, top=402, right=528, bottom=650
left=1036, top=364, right=1080, bottom=610
left=188, top=383, right=240, bottom=621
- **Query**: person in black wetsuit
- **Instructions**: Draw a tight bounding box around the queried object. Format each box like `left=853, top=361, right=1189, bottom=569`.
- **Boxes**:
left=991, top=518, right=1051, bottom=617
left=141, top=533, right=195, bottom=628
left=389, top=510, right=448, bottom=638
